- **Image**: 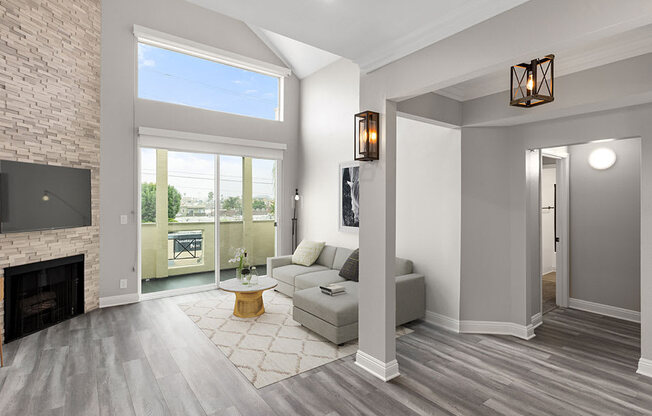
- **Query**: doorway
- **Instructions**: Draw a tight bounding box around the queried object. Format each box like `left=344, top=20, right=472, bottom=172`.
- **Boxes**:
left=138, top=147, right=278, bottom=297
left=534, top=139, right=641, bottom=326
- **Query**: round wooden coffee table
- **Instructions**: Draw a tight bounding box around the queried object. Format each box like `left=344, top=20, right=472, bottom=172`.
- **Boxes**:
left=220, top=276, right=278, bottom=318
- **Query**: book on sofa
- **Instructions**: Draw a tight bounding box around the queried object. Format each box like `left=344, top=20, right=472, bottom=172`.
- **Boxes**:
left=319, top=284, right=346, bottom=296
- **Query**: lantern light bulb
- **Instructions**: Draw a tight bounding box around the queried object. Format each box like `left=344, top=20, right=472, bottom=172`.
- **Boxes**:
left=526, top=74, right=534, bottom=91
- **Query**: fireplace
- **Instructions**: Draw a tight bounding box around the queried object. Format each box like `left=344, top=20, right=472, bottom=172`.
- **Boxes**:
left=4, top=255, right=84, bottom=343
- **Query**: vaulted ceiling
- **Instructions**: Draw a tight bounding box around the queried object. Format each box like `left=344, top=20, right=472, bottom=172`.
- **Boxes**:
left=187, top=0, right=529, bottom=75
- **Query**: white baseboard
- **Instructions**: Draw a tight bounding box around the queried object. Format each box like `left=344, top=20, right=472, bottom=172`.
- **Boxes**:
left=424, top=311, right=535, bottom=340
left=460, top=320, right=535, bottom=340
left=569, top=298, right=640, bottom=323
left=638, top=358, right=652, bottom=378
left=99, top=293, right=139, bottom=308
left=355, top=350, right=400, bottom=382
left=531, top=312, right=543, bottom=328
left=424, top=311, right=460, bottom=333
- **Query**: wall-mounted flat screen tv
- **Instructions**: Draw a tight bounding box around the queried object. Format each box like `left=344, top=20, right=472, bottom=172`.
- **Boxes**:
left=0, top=160, right=92, bottom=233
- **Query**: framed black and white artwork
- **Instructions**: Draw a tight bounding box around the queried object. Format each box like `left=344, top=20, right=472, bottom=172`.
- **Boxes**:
left=339, top=161, right=360, bottom=232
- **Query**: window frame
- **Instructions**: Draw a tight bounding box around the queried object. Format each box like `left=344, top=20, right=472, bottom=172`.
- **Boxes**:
left=134, top=25, right=289, bottom=121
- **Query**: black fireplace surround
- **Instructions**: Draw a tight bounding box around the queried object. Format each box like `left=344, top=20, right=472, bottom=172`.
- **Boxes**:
left=4, top=254, right=84, bottom=343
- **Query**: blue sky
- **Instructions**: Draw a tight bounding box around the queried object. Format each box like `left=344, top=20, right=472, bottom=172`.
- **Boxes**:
left=138, top=43, right=279, bottom=120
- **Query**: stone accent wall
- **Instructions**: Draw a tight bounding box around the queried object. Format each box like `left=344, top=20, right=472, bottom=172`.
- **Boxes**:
left=0, top=0, right=101, bottom=338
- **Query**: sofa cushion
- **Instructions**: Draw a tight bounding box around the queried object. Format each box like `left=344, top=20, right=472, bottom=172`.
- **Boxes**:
left=292, top=241, right=325, bottom=266
left=272, top=264, right=328, bottom=286
left=332, top=247, right=354, bottom=270
left=293, top=281, right=359, bottom=327
left=316, top=245, right=337, bottom=268
left=396, top=257, right=413, bottom=276
left=338, top=249, right=359, bottom=281
left=295, top=270, right=346, bottom=291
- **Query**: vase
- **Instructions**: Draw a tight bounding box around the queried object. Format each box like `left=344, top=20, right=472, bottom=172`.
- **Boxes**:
left=241, top=274, right=251, bottom=285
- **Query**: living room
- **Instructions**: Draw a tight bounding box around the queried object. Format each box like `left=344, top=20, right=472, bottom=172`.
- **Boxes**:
left=2, top=1, right=652, bottom=415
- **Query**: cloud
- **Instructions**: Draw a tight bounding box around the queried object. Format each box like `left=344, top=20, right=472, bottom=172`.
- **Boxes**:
left=244, top=89, right=258, bottom=95
left=138, top=45, right=156, bottom=68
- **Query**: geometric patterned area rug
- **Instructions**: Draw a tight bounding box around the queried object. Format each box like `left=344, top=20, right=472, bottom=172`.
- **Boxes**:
left=178, top=289, right=413, bottom=389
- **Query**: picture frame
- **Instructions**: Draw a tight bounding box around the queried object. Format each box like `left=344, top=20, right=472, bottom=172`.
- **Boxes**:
left=339, top=161, right=360, bottom=232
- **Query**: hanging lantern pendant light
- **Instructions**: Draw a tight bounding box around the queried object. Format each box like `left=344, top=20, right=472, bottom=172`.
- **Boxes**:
left=510, top=54, right=554, bottom=108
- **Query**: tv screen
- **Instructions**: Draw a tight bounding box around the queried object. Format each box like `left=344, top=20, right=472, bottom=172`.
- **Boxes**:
left=0, top=160, right=92, bottom=233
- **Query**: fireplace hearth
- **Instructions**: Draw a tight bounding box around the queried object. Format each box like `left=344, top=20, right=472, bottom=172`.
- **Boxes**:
left=3, top=255, right=84, bottom=343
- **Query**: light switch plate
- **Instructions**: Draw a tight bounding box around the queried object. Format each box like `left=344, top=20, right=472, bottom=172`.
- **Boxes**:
left=120, top=279, right=127, bottom=289
left=120, top=215, right=128, bottom=225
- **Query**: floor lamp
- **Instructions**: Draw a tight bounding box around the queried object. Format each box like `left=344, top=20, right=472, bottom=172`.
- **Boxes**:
left=292, top=189, right=300, bottom=251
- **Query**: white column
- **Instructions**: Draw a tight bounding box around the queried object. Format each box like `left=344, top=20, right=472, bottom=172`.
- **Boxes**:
left=355, top=99, right=399, bottom=381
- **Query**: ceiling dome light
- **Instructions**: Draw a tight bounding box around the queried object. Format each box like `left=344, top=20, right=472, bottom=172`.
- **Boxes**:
left=588, top=148, right=616, bottom=170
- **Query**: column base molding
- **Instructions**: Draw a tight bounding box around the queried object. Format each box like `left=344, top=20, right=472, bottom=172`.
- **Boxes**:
left=355, top=350, right=400, bottom=382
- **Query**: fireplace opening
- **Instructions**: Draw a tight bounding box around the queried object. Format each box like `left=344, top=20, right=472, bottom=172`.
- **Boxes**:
left=4, top=254, right=84, bottom=343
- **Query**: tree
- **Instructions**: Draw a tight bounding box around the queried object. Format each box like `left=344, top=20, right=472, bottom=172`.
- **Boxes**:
left=222, top=196, right=242, bottom=212
left=252, top=198, right=267, bottom=211
left=140, top=183, right=182, bottom=222
left=141, top=183, right=156, bottom=223
left=168, top=185, right=181, bottom=220
left=207, top=191, right=214, bottom=201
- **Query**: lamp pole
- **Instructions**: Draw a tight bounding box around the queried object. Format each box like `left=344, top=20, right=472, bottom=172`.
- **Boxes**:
left=292, top=189, right=299, bottom=251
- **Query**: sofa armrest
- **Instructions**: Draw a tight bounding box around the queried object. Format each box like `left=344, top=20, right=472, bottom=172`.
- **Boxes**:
left=267, top=255, right=293, bottom=277
left=395, top=273, right=425, bottom=325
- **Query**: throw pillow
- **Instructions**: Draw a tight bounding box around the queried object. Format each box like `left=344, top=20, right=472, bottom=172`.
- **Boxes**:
left=292, top=240, right=326, bottom=266
left=338, top=249, right=359, bottom=281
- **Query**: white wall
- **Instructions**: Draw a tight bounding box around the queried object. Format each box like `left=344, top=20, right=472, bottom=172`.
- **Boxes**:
left=541, top=164, right=556, bottom=274
left=297, top=59, right=360, bottom=249
left=396, top=118, right=461, bottom=320
left=569, top=139, right=641, bottom=312
left=101, top=0, right=300, bottom=299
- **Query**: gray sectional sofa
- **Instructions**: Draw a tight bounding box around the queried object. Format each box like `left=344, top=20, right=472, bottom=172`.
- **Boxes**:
left=266, top=245, right=425, bottom=344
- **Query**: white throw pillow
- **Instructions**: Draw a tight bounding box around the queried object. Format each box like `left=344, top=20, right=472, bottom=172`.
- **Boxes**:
left=292, top=241, right=326, bottom=266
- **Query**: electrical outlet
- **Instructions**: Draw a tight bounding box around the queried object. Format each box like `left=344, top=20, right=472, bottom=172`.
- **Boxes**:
left=120, top=279, right=127, bottom=289
left=120, top=215, right=128, bottom=225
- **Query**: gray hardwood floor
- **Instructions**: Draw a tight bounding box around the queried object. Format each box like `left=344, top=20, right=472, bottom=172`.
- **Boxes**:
left=0, top=290, right=650, bottom=416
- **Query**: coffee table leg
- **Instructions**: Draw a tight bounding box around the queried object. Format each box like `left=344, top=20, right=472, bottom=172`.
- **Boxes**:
left=233, top=290, right=265, bottom=318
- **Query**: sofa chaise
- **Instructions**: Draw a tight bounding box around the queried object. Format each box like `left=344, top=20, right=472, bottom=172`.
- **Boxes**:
left=267, top=245, right=425, bottom=344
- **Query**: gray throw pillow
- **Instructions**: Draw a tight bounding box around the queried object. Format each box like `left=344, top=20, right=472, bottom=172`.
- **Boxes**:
left=338, top=249, right=359, bottom=282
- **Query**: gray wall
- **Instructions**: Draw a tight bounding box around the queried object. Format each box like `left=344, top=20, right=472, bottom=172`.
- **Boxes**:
left=458, top=103, right=652, bottom=362
left=397, top=93, right=462, bottom=127
left=459, top=126, right=513, bottom=322
left=100, top=0, right=300, bottom=299
left=569, top=139, right=641, bottom=311
left=297, top=59, right=360, bottom=249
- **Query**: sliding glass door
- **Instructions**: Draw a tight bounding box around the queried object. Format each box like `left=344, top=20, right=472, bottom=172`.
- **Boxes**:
left=140, top=148, right=277, bottom=295
left=140, top=149, right=217, bottom=294
left=219, top=156, right=277, bottom=282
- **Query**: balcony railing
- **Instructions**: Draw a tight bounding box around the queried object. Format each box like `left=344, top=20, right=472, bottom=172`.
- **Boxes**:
left=141, top=220, right=275, bottom=280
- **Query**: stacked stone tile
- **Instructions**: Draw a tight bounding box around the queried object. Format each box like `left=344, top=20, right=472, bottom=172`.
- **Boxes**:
left=0, top=0, right=101, bottom=337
